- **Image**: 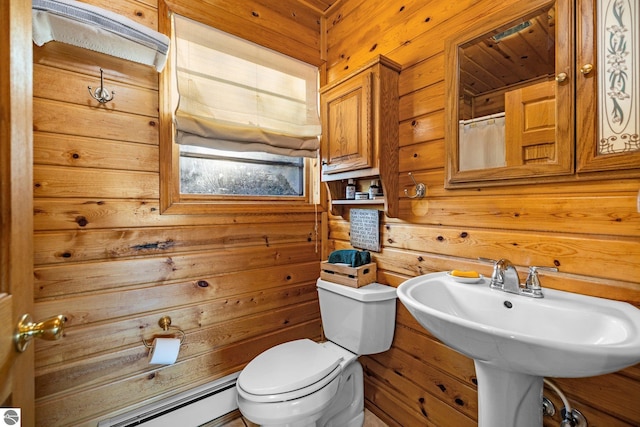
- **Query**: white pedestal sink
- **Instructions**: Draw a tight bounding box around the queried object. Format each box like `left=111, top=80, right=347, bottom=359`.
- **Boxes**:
left=397, top=271, right=640, bottom=427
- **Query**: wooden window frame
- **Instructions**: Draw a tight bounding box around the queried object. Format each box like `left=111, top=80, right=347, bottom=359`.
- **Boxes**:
left=158, top=7, right=319, bottom=215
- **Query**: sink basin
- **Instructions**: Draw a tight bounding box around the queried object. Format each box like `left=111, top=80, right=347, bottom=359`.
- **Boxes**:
left=398, top=271, right=640, bottom=377
left=398, top=271, right=640, bottom=427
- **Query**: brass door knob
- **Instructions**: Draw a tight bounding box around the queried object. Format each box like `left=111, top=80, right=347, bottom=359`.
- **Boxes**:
left=580, top=64, right=594, bottom=75
left=14, top=314, right=65, bottom=352
left=555, top=72, right=568, bottom=83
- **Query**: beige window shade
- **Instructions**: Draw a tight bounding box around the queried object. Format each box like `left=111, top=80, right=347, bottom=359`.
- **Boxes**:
left=172, top=15, right=321, bottom=158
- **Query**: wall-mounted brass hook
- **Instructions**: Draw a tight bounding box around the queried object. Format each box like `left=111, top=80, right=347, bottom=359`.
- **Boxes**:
left=404, top=172, right=426, bottom=199
left=88, top=68, right=115, bottom=104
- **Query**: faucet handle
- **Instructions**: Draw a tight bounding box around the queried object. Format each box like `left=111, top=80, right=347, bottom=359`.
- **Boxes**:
left=477, top=258, right=501, bottom=287
left=523, top=266, right=558, bottom=297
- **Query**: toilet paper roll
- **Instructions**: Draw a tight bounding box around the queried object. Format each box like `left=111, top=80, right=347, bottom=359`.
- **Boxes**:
left=148, top=337, right=181, bottom=365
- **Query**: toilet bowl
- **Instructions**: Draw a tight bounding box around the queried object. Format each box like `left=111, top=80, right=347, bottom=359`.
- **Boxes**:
left=236, top=279, right=397, bottom=427
left=236, top=340, right=360, bottom=426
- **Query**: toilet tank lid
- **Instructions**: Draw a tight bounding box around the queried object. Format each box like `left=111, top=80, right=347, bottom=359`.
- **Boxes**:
left=316, top=279, right=397, bottom=302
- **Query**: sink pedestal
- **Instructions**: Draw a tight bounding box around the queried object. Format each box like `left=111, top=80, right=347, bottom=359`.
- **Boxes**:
left=475, top=361, right=543, bottom=427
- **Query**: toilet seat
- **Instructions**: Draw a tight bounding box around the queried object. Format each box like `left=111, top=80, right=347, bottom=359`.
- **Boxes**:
left=237, top=339, right=346, bottom=403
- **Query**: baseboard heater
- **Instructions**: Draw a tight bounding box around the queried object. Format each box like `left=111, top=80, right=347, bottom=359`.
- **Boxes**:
left=98, top=372, right=239, bottom=427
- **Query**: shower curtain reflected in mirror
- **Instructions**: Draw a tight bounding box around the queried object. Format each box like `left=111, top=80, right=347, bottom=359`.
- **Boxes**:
left=459, top=113, right=506, bottom=171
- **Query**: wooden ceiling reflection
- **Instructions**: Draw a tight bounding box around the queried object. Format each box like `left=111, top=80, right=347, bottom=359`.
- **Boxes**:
left=459, top=5, right=556, bottom=97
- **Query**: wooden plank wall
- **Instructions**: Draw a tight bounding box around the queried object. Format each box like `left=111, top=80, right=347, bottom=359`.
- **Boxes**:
left=323, top=0, right=640, bottom=426
left=31, top=0, right=323, bottom=425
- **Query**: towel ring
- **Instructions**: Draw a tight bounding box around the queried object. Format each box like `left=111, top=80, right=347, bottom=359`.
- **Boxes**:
left=142, top=316, right=186, bottom=348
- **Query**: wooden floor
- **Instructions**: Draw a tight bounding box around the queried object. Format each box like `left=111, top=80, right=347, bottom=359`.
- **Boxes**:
left=215, top=409, right=388, bottom=427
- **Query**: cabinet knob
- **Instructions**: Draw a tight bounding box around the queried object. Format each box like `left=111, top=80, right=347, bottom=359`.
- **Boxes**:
left=555, top=72, right=568, bottom=83
left=580, top=64, right=594, bottom=75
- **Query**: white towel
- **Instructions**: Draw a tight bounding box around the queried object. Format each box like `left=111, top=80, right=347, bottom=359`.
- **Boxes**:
left=32, top=0, right=170, bottom=72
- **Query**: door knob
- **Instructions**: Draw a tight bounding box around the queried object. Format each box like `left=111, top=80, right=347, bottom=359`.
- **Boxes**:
left=14, top=314, right=65, bottom=352
left=580, top=64, right=594, bottom=75
left=555, top=72, right=568, bottom=83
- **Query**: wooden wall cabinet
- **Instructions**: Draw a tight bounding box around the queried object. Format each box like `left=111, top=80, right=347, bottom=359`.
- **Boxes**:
left=320, top=55, right=401, bottom=217
left=576, top=0, right=640, bottom=174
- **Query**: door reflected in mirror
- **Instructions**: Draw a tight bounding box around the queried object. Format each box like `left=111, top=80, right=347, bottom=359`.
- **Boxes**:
left=445, top=0, right=574, bottom=187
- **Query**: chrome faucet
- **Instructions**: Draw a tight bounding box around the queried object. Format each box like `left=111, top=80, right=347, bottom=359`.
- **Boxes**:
left=480, top=258, right=558, bottom=298
left=489, top=259, right=521, bottom=294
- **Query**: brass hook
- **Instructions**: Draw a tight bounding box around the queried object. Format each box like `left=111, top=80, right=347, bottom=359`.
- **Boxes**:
left=88, top=68, right=115, bottom=104
left=142, top=316, right=186, bottom=348
left=404, top=172, right=426, bottom=199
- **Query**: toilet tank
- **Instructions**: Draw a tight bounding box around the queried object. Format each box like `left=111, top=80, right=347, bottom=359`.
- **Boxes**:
left=316, top=278, right=397, bottom=355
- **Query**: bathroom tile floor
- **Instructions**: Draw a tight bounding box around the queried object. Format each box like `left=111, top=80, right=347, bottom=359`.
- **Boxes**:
left=217, top=409, right=388, bottom=427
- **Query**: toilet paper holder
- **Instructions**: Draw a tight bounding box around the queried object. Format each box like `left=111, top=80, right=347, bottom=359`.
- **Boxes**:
left=142, top=316, right=186, bottom=348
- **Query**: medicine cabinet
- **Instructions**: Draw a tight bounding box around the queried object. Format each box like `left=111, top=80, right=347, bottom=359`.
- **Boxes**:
left=445, top=0, right=639, bottom=188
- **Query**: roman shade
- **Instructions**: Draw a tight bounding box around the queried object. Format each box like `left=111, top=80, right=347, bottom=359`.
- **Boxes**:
left=172, top=15, right=321, bottom=158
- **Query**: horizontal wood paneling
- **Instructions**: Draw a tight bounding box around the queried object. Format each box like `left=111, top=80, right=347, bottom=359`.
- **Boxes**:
left=396, top=194, right=640, bottom=237
left=164, top=0, right=323, bottom=66
left=34, top=99, right=159, bottom=145
left=34, top=43, right=158, bottom=90
left=399, top=82, right=445, bottom=122
left=35, top=281, right=318, bottom=371
left=34, top=223, right=316, bottom=265
left=27, top=0, right=640, bottom=426
left=37, top=321, right=321, bottom=426
left=34, top=133, right=159, bottom=172
left=82, top=0, right=159, bottom=28
left=31, top=1, right=324, bottom=424
left=325, top=0, right=640, bottom=425
left=34, top=198, right=318, bottom=231
left=325, top=0, right=524, bottom=82
left=35, top=243, right=320, bottom=298
left=399, top=140, right=445, bottom=172
left=398, top=53, right=444, bottom=96
left=34, top=64, right=159, bottom=117
left=34, top=165, right=159, bottom=199
left=35, top=264, right=320, bottom=329
left=36, top=294, right=320, bottom=394
left=399, top=111, right=445, bottom=146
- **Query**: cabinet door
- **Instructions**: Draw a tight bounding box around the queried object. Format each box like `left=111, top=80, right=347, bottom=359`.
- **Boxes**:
left=321, top=70, right=373, bottom=175
left=577, top=0, right=640, bottom=172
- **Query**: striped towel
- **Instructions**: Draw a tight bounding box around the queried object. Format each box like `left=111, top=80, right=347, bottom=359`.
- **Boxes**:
left=32, top=0, right=170, bottom=72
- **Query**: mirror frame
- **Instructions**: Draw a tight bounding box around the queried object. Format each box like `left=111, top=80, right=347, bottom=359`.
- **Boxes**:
left=445, top=0, right=575, bottom=188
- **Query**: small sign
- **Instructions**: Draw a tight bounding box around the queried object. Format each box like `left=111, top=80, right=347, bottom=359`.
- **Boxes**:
left=350, top=209, right=380, bottom=252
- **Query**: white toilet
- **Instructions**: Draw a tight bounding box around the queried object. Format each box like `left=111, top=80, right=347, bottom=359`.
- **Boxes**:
left=236, top=278, right=397, bottom=427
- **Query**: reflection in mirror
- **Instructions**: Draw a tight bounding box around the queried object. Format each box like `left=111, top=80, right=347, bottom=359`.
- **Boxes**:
left=457, top=5, right=556, bottom=171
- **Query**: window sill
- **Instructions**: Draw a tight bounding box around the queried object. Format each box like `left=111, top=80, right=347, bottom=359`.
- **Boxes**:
left=160, top=200, right=320, bottom=215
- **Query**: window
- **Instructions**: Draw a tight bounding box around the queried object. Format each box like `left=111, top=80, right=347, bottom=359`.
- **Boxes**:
left=159, top=13, right=321, bottom=214
left=179, top=147, right=305, bottom=197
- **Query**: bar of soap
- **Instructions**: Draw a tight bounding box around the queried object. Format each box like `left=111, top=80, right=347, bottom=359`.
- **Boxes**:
left=450, top=270, right=480, bottom=278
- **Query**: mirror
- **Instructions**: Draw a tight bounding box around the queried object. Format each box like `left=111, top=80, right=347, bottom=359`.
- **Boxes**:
left=445, top=0, right=574, bottom=187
